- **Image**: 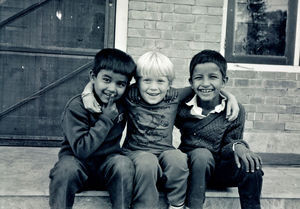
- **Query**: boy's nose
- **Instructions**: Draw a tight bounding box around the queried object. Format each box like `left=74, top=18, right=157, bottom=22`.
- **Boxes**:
left=107, top=83, right=117, bottom=92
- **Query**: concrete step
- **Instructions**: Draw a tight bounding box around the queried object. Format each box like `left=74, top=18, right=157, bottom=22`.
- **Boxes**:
left=0, top=147, right=299, bottom=209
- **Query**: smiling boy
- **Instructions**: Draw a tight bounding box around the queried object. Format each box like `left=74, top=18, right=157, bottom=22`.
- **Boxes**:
left=175, top=50, right=263, bottom=209
left=49, top=48, right=136, bottom=209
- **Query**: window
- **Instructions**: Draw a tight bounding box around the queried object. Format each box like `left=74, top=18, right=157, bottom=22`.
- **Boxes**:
left=225, top=0, right=298, bottom=65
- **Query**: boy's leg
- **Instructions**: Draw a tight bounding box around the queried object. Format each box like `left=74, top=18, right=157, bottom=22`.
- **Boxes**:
left=98, top=154, right=134, bottom=209
left=49, top=155, right=89, bottom=209
left=158, top=149, right=189, bottom=208
left=210, top=157, right=263, bottom=209
left=126, top=151, right=162, bottom=209
left=186, top=148, right=215, bottom=209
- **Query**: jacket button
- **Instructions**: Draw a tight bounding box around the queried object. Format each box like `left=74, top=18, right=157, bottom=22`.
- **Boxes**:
left=193, top=133, right=196, bottom=136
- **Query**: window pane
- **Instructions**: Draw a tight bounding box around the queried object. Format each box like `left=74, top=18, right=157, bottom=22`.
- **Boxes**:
left=234, top=0, right=287, bottom=56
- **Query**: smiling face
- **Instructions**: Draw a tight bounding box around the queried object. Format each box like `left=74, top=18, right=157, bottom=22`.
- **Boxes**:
left=138, top=75, right=170, bottom=105
left=189, top=62, right=227, bottom=105
left=90, top=69, right=128, bottom=104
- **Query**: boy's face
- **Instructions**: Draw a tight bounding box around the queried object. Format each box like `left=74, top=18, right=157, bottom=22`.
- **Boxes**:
left=90, top=69, right=128, bottom=104
left=189, top=62, right=227, bottom=103
left=138, top=75, right=170, bottom=105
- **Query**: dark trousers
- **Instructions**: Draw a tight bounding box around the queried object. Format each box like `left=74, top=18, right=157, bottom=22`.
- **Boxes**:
left=125, top=149, right=189, bottom=209
left=49, top=154, right=134, bottom=209
left=186, top=148, right=263, bottom=209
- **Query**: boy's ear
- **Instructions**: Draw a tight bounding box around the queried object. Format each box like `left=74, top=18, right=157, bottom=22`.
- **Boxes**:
left=89, top=70, right=95, bottom=82
left=222, top=76, right=228, bottom=85
left=188, top=78, right=193, bottom=86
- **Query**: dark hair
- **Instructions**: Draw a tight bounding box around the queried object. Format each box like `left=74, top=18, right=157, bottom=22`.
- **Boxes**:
left=189, top=50, right=227, bottom=79
left=92, top=48, right=136, bottom=81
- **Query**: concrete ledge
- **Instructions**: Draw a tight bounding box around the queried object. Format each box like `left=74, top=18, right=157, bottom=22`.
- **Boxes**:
left=0, top=147, right=300, bottom=209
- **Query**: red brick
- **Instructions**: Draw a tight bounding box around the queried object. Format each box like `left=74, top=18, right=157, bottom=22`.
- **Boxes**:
left=253, top=121, right=285, bottom=130
left=279, top=114, right=294, bottom=122
left=174, top=5, right=192, bottom=13
left=196, top=15, right=222, bottom=24
left=192, top=6, right=207, bottom=14
left=196, top=0, right=223, bottom=7
left=129, top=1, right=146, bottom=10
left=234, top=79, right=249, bottom=87
left=264, top=80, right=297, bottom=88
left=146, top=2, right=174, bottom=12
left=256, top=105, right=286, bottom=114
left=207, top=7, right=223, bottom=15
left=279, top=97, right=295, bottom=105
left=265, top=97, right=279, bottom=105
left=285, top=122, right=300, bottom=131
left=156, top=22, right=173, bottom=30
left=155, top=40, right=172, bottom=48
left=249, top=96, right=263, bottom=104
left=263, top=113, right=278, bottom=121
left=129, top=11, right=161, bottom=20
left=128, top=20, right=145, bottom=28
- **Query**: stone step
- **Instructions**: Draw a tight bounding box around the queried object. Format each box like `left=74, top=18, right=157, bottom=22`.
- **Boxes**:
left=0, top=147, right=299, bottom=209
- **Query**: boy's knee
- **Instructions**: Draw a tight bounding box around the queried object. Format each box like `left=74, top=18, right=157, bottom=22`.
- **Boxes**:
left=134, top=152, right=159, bottom=173
left=188, top=148, right=214, bottom=169
left=50, top=156, right=86, bottom=182
left=110, top=155, right=134, bottom=176
left=160, top=149, right=188, bottom=169
left=189, top=148, right=213, bottom=161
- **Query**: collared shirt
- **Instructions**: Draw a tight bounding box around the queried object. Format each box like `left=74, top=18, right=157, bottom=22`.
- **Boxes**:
left=186, top=93, right=227, bottom=119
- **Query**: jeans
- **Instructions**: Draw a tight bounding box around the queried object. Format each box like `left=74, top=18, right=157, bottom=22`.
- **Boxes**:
left=186, top=148, right=263, bottom=209
left=49, top=154, right=134, bottom=209
left=125, top=149, right=189, bottom=209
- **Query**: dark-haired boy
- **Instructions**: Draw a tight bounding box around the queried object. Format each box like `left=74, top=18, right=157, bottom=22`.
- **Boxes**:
left=49, top=48, right=136, bottom=209
left=175, top=50, right=263, bottom=209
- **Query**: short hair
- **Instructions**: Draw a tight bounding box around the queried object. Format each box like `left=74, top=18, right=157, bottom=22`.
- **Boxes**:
left=189, top=50, right=227, bottom=79
left=92, top=48, right=136, bottom=81
left=136, top=51, right=175, bottom=83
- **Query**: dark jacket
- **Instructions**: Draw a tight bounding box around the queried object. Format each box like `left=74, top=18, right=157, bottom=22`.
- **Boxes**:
left=58, top=95, right=127, bottom=162
left=175, top=98, right=249, bottom=161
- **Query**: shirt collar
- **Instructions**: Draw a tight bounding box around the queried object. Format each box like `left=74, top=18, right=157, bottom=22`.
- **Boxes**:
left=186, top=93, right=227, bottom=119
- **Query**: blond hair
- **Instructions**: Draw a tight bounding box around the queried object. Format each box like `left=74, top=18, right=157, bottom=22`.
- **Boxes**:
left=136, top=51, right=175, bottom=83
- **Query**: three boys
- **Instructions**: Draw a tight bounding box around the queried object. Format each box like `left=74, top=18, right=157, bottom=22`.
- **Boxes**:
left=50, top=48, right=263, bottom=209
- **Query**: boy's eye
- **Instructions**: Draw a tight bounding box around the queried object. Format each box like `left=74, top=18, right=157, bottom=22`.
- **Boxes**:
left=157, top=79, right=166, bottom=83
left=102, top=77, right=111, bottom=83
left=117, top=82, right=127, bottom=88
left=210, top=74, right=219, bottom=79
left=193, top=76, right=203, bottom=80
left=143, top=78, right=151, bottom=83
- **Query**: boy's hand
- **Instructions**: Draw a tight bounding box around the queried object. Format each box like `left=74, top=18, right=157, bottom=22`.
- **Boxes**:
left=234, top=144, right=262, bottom=173
left=164, top=87, right=178, bottom=103
left=128, top=85, right=140, bottom=103
left=102, top=96, right=119, bottom=121
left=82, top=92, right=101, bottom=113
left=226, top=94, right=239, bottom=121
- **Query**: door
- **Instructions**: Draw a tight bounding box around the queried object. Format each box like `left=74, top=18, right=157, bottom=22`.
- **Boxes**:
left=0, top=0, right=116, bottom=146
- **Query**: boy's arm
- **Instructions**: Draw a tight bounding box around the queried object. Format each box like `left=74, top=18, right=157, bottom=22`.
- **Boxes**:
left=82, top=81, right=101, bottom=113
left=221, top=104, right=262, bottom=172
left=62, top=99, right=118, bottom=160
left=220, top=90, right=239, bottom=121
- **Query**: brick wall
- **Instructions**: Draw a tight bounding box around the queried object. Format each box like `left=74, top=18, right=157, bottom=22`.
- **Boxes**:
left=127, top=0, right=300, bottom=154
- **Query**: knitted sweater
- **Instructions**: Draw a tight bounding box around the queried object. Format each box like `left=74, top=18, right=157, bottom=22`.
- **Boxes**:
left=58, top=95, right=127, bottom=162
left=122, top=87, right=193, bottom=155
left=175, top=97, right=248, bottom=161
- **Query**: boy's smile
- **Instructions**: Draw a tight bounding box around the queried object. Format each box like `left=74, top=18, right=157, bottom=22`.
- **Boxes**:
left=190, top=62, right=227, bottom=108
left=138, top=76, right=170, bottom=105
left=90, top=69, right=128, bottom=104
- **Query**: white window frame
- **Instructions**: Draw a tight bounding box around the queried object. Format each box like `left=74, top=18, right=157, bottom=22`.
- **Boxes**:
left=221, top=0, right=300, bottom=71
